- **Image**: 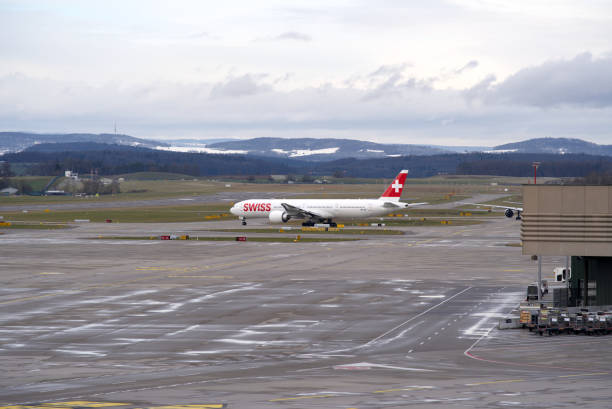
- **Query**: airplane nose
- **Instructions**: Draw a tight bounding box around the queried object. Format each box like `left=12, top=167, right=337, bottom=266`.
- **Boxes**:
left=230, top=203, right=239, bottom=215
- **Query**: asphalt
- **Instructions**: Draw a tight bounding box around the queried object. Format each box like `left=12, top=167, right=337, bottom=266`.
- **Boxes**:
left=1, top=216, right=610, bottom=408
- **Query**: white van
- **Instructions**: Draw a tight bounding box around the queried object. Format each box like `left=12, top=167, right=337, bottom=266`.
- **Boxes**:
left=554, top=267, right=571, bottom=282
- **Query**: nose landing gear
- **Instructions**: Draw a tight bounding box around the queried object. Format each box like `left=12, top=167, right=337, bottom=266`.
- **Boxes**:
left=240, top=216, right=247, bottom=226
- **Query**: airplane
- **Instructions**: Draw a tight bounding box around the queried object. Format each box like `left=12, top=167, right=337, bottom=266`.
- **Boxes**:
left=462, top=202, right=523, bottom=220
left=229, top=169, right=426, bottom=227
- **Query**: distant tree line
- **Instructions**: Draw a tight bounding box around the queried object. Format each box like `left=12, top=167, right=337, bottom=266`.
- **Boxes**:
left=4, top=147, right=296, bottom=177
left=567, top=171, right=612, bottom=185
left=4, top=147, right=612, bottom=179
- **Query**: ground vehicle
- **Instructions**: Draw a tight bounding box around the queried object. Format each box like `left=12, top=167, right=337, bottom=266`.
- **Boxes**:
left=554, top=267, right=571, bottom=282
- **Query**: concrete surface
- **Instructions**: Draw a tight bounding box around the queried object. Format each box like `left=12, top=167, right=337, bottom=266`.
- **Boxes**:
left=1, top=217, right=610, bottom=408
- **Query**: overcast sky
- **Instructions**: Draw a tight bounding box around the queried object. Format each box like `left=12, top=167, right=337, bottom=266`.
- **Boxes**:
left=1, top=0, right=612, bottom=145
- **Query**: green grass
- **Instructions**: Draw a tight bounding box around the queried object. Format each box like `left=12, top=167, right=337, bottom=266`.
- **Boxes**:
left=2, top=176, right=56, bottom=193
left=0, top=172, right=530, bottom=206
left=476, top=194, right=523, bottom=207
left=400, top=208, right=499, bottom=217
left=0, top=204, right=234, bottom=223
left=91, top=235, right=360, bottom=243
left=116, top=172, right=199, bottom=180
left=0, top=222, right=68, bottom=230
left=211, top=228, right=404, bottom=235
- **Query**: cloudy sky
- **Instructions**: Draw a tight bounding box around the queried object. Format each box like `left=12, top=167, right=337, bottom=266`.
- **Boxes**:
left=1, top=0, right=612, bottom=145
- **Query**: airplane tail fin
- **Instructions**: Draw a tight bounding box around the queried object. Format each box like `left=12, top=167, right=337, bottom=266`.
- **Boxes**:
left=379, top=170, right=408, bottom=202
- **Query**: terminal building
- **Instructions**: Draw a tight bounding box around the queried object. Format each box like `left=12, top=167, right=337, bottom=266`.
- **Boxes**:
left=521, top=185, right=612, bottom=308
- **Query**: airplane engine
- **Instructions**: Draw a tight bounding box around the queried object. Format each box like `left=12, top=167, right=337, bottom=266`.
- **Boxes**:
left=269, top=210, right=290, bottom=223
left=505, top=208, right=514, bottom=218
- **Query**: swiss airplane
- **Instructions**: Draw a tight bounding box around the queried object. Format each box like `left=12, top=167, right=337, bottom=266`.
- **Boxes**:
left=230, top=169, right=426, bottom=226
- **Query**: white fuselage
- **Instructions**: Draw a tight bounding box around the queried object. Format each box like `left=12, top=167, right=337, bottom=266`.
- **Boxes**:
left=230, top=199, right=405, bottom=220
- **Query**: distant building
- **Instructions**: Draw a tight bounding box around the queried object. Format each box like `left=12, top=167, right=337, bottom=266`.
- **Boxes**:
left=45, top=190, right=67, bottom=196
left=65, top=170, right=79, bottom=180
left=0, top=187, right=18, bottom=196
left=100, top=177, right=113, bottom=185
left=270, top=175, right=288, bottom=182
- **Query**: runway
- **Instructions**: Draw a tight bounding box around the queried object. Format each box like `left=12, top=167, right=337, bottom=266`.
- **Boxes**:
left=1, top=217, right=610, bottom=408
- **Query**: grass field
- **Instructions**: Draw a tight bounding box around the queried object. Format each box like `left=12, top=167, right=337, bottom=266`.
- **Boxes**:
left=0, top=174, right=528, bottom=206
left=0, top=222, right=68, bottom=230
left=402, top=208, right=500, bottom=217
left=475, top=194, right=523, bottom=207
left=0, top=204, right=233, bottom=223
left=91, top=235, right=360, bottom=243
left=369, top=219, right=482, bottom=227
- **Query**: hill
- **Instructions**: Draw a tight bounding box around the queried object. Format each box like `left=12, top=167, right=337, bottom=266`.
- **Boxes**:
left=206, top=137, right=451, bottom=160
left=0, top=132, right=168, bottom=154
left=492, top=137, right=612, bottom=155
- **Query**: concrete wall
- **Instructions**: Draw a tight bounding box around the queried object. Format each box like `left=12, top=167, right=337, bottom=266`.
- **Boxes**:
left=522, top=185, right=612, bottom=256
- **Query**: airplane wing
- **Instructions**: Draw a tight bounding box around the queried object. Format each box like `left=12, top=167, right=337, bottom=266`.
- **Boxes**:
left=462, top=202, right=523, bottom=211
left=383, top=201, right=428, bottom=208
left=281, top=202, right=329, bottom=219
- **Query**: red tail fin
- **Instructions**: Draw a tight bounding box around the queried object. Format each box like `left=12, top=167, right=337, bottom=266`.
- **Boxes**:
left=379, top=170, right=408, bottom=201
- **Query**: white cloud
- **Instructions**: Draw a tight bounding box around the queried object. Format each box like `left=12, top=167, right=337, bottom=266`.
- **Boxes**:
left=209, top=74, right=272, bottom=99
left=273, top=31, right=312, bottom=41
left=488, top=53, right=612, bottom=107
left=1, top=1, right=612, bottom=144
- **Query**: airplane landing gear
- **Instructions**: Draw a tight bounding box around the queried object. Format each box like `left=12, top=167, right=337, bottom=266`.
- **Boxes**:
left=240, top=216, right=247, bottom=226
left=302, top=220, right=337, bottom=227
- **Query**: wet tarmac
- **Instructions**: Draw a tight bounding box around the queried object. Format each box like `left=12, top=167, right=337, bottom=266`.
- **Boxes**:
left=1, top=217, right=610, bottom=408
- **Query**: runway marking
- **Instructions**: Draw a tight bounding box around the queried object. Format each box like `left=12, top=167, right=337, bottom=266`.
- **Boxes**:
left=148, top=403, right=227, bottom=409
left=374, top=386, right=433, bottom=393
left=366, top=286, right=472, bottom=346
left=167, top=275, right=234, bottom=279
left=0, top=403, right=226, bottom=409
left=0, top=402, right=130, bottom=409
left=466, top=379, right=525, bottom=386
left=271, top=385, right=435, bottom=402
left=557, top=372, right=609, bottom=378
left=45, top=403, right=129, bottom=407
left=0, top=292, right=62, bottom=305
left=415, top=238, right=435, bottom=245
left=269, top=394, right=335, bottom=402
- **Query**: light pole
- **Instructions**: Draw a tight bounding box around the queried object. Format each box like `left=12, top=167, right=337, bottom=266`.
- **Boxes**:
left=532, top=162, right=541, bottom=184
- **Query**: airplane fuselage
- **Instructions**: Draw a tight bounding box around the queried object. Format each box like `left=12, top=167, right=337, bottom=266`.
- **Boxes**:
left=230, top=199, right=406, bottom=220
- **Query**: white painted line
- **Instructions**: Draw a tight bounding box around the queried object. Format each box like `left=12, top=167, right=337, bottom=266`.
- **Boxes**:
left=365, top=287, right=472, bottom=346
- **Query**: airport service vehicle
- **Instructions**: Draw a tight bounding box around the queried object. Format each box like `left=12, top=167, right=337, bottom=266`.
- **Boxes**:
left=230, top=170, right=426, bottom=226
left=554, top=266, right=571, bottom=282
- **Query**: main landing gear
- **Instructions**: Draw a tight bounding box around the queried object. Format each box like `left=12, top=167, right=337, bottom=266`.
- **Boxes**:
left=301, top=219, right=337, bottom=228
